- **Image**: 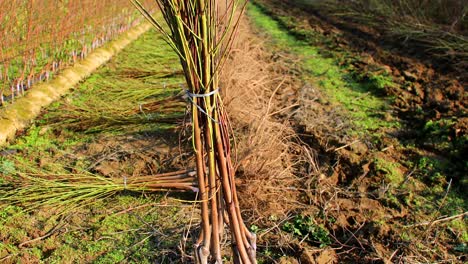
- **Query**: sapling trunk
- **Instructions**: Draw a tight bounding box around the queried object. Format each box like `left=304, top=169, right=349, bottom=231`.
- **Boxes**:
left=132, top=1, right=256, bottom=262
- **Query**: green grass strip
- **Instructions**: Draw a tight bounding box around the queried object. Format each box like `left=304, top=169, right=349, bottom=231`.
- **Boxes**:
left=248, top=3, right=399, bottom=134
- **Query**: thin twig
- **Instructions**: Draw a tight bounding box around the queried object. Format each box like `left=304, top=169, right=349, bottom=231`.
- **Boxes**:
left=423, top=179, right=452, bottom=234
left=406, top=211, right=467, bottom=227
left=18, top=215, right=71, bottom=248
left=334, top=139, right=360, bottom=152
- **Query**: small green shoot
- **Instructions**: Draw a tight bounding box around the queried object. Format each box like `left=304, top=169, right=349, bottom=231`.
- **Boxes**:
left=282, top=215, right=331, bottom=248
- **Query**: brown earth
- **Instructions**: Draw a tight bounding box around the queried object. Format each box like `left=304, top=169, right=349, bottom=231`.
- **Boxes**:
left=231, top=1, right=467, bottom=263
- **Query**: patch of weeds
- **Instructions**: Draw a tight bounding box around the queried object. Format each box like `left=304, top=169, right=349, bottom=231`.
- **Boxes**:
left=39, top=195, right=169, bottom=263
left=400, top=231, right=411, bottom=242
left=57, top=128, right=90, bottom=148
left=441, top=194, right=467, bottom=217
left=46, top=244, right=85, bottom=263
left=374, top=158, right=403, bottom=184
left=416, top=156, right=451, bottom=185
left=422, top=119, right=455, bottom=150
left=84, top=241, right=107, bottom=255
left=94, top=249, right=125, bottom=263
left=258, top=247, right=284, bottom=263
left=13, top=125, right=53, bottom=151
left=29, top=247, right=43, bottom=259
left=0, top=205, right=24, bottom=220
left=366, top=71, right=395, bottom=90
left=282, top=215, right=331, bottom=248
left=383, top=191, right=401, bottom=209
left=415, top=118, right=467, bottom=184
left=0, top=206, right=31, bottom=259
left=0, top=242, right=21, bottom=257
left=346, top=58, right=395, bottom=92
left=98, top=212, right=136, bottom=234
left=422, top=120, right=467, bottom=177
left=0, top=157, right=15, bottom=176
left=454, top=243, right=467, bottom=253
left=450, top=219, right=468, bottom=244
left=250, top=224, right=260, bottom=234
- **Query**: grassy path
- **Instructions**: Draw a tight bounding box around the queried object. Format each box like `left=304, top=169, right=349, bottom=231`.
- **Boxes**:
left=0, top=29, right=195, bottom=263
left=0, top=22, right=151, bottom=147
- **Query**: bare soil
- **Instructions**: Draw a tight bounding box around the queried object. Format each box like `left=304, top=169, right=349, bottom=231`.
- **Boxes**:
left=242, top=1, right=467, bottom=263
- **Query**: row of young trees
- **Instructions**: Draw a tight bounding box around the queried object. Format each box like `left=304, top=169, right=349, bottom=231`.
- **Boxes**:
left=332, top=0, right=467, bottom=32
left=0, top=0, right=153, bottom=105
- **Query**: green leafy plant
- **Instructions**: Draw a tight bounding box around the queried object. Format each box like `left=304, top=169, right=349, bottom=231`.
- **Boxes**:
left=282, top=215, right=331, bottom=248
left=250, top=225, right=260, bottom=233
left=454, top=243, right=467, bottom=253
left=0, top=158, right=15, bottom=175
left=423, top=119, right=454, bottom=141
